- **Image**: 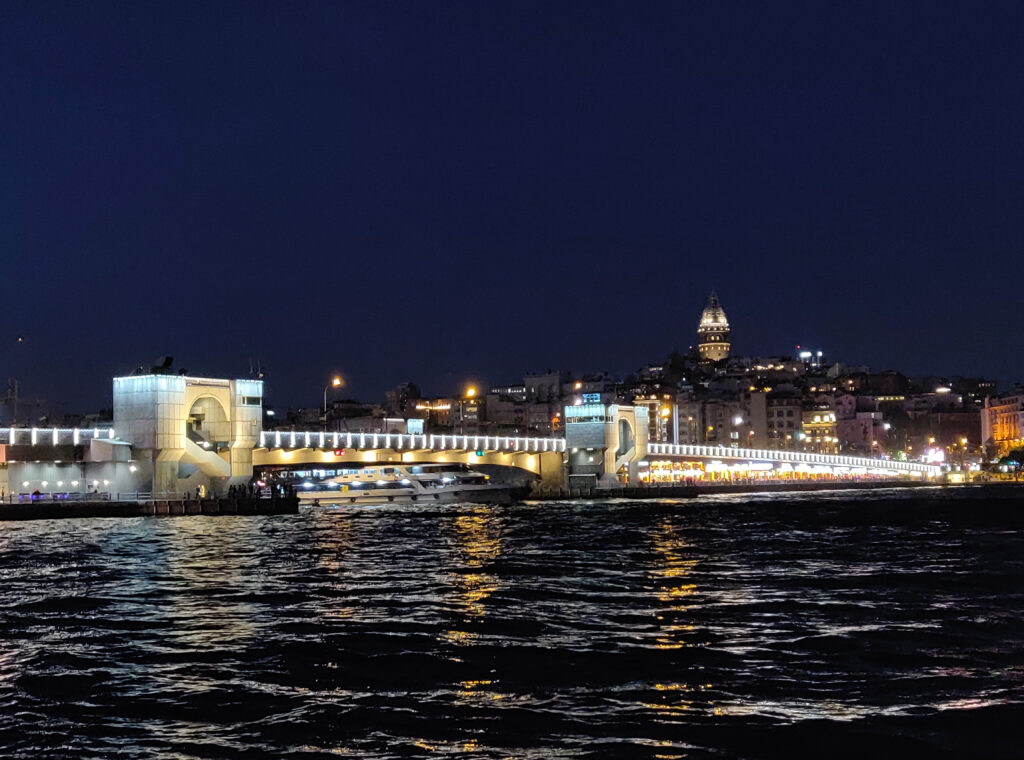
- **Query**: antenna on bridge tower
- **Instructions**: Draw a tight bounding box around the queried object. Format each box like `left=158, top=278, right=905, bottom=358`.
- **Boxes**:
left=3, top=378, right=19, bottom=426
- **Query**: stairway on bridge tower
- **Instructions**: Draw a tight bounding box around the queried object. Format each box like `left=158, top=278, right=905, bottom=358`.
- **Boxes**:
left=182, top=420, right=231, bottom=478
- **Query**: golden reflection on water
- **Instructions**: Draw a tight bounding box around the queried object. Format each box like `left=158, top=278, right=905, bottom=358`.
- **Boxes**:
left=315, top=514, right=353, bottom=576
left=410, top=738, right=482, bottom=753
left=645, top=517, right=708, bottom=721
left=650, top=517, right=699, bottom=651
left=456, top=678, right=514, bottom=704
left=440, top=511, right=502, bottom=647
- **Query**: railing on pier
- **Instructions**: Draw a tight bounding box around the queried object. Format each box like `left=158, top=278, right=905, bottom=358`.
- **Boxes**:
left=9, top=491, right=113, bottom=504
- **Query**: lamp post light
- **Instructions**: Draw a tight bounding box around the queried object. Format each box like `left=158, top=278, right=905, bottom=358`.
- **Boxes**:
left=324, top=376, right=343, bottom=427
left=659, top=406, right=671, bottom=443
left=459, top=386, right=478, bottom=435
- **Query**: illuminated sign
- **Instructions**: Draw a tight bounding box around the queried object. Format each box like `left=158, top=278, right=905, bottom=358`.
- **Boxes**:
left=582, top=393, right=601, bottom=404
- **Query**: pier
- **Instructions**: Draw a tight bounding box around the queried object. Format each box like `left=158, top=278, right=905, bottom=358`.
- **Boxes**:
left=0, top=496, right=298, bottom=522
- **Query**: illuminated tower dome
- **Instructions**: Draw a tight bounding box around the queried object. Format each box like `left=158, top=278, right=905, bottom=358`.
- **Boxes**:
left=697, top=291, right=730, bottom=361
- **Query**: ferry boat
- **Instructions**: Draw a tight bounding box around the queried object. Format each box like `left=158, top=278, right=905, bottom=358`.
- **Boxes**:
left=290, top=463, right=530, bottom=506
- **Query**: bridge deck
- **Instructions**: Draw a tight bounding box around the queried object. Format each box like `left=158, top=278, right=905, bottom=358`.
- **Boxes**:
left=646, top=442, right=939, bottom=476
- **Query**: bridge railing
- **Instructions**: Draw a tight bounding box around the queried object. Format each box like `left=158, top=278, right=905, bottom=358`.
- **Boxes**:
left=0, top=427, right=117, bottom=447
left=7, top=491, right=113, bottom=504
left=645, top=442, right=940, bottom=476
left=257, top=430, right=566, bottom=454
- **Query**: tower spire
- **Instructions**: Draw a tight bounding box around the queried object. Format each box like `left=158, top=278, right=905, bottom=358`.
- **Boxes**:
left=697, top=291, right=730, bottom=361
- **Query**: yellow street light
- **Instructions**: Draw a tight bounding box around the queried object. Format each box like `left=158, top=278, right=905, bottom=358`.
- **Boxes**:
left=465, top=386, right=477, bottom=398
left=324, top=375, right=345, bottom=417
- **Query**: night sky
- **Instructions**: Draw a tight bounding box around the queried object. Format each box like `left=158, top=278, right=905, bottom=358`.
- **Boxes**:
left=3, top=2, right=1023, bottom=414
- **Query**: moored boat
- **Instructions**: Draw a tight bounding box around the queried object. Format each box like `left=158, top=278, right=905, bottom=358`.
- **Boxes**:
left=267, top=463, right=529, bottom=506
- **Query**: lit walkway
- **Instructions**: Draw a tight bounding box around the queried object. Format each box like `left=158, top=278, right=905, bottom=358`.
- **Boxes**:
left=645, top=442, right=940, bottom=477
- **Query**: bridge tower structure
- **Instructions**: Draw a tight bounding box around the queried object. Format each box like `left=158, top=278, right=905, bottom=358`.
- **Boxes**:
left=564, top=403, right=649, bottom=488
left=113, top=375, right=263, bottom=495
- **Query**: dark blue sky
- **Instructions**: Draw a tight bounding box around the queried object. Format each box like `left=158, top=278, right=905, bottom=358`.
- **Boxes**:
left=3, top=1, right=1023, bottom=412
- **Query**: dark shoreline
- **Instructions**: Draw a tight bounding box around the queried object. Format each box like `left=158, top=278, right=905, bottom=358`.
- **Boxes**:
left=3, top=483, right=1023, bottom=520
left=0, top=496, right=299, bottom=522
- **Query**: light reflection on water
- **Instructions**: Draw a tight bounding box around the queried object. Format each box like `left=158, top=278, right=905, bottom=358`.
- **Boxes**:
left=0, top=488, right=1022, bottom=758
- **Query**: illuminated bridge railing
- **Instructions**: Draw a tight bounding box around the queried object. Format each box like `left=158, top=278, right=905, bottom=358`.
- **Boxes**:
left=645, top=442, right=941, bottom=476
left=258, top=430, right=567, bottom=454
left=0, top=427, right=117, bottom=446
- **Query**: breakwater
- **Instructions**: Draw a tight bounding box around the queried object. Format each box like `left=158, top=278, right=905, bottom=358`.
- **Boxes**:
left=0, top=496, right=298, bottom=521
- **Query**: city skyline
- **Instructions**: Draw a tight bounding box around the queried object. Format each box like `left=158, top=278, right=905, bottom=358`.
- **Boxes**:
left=0, top=285, right=1014, bottom=416
left=1, top=287, right=1006, bottom=422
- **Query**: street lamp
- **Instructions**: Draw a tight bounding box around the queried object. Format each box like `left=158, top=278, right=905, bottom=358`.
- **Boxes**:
left=324, top=376, right=343, bottom=421
left=459, top=385, right=478, bottom=435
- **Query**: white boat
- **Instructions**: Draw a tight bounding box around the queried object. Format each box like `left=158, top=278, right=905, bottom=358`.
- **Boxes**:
left=290, top=463, right=529, bottom=506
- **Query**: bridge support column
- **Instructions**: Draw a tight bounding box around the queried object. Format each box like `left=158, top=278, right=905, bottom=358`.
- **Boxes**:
left=230, top=444, right=255, bottom=484
left=154, top=448, right=184, bottom=495
left=537, top=450, right=566, bottom=489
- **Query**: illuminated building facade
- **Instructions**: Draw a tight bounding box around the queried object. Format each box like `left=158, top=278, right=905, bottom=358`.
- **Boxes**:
left=412, top=398, right=455, bottom=428
left=697, top=291, right=730, bottom=361
left=633, top=394, right=678, bottom=444
left=766, top=396, right=802, bottom=449
left=982, top=393, right=1024, bottom=456
left=800, top=408, right=838, bottom=454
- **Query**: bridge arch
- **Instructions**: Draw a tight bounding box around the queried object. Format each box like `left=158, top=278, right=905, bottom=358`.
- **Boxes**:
left=187, top=394, right=231, bottom=444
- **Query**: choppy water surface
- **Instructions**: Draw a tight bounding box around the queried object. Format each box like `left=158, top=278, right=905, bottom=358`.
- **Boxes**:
left=1, top=487, right=1023, bottom=759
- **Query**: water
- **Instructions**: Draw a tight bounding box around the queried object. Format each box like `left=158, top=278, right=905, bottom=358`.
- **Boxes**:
left=1, top=486, right=1023, bottom=758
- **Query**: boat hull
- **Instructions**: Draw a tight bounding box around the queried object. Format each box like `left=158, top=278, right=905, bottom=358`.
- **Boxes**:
left=298, top=484, right=530, bottom=507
